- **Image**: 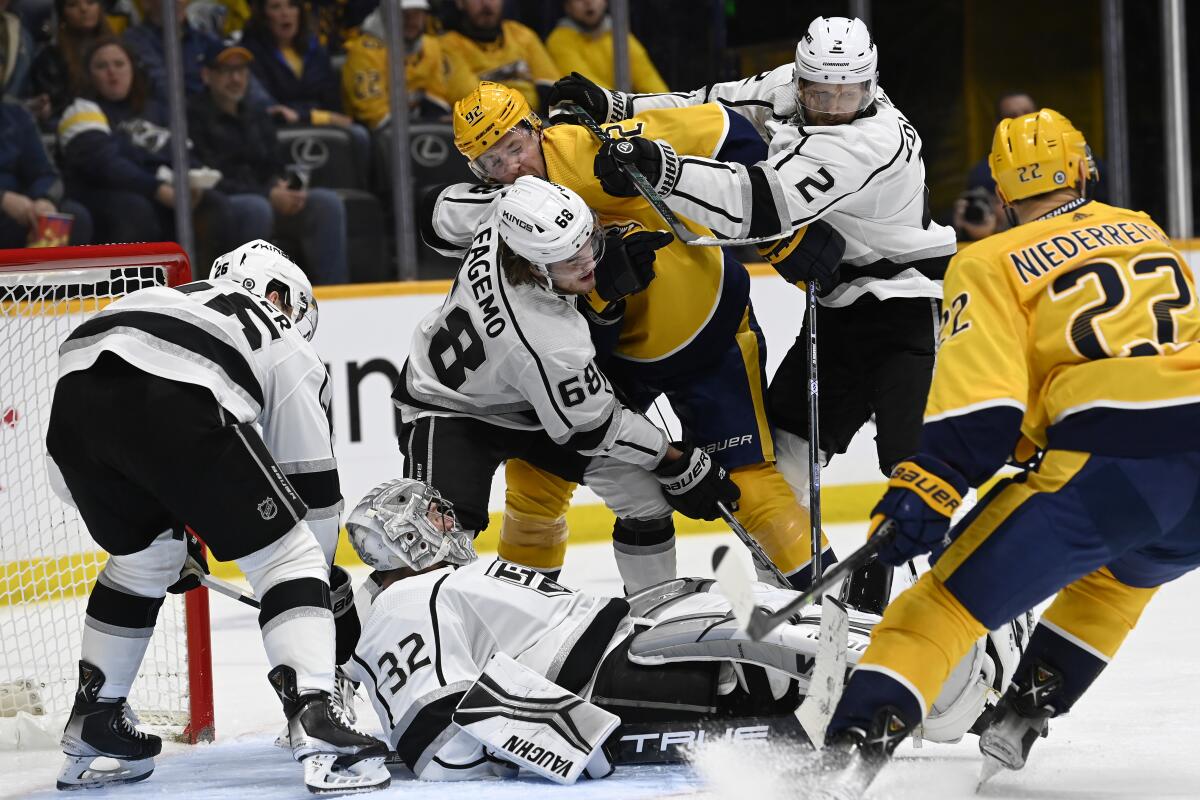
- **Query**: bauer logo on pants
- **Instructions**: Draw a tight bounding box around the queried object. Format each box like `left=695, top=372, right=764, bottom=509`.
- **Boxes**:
left=258, top=498, right=278, bottom=520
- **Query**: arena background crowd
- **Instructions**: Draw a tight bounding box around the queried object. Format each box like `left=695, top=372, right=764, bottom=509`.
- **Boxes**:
left=0, top=0, right=1196, bottom=282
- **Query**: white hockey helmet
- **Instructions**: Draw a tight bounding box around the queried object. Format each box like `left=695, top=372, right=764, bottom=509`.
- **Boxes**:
left=346, top=478, right=476, bottom=572
left=793, top=16, right=878, bottom=120
left=210, top=239, right=318, bottom=340
left=495, top=176, right=604, bottom=276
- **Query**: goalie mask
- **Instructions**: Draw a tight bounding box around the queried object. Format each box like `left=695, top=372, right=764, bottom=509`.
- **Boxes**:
left=210, top=239, right=318, bottom=340
left=792, top=16, right=878, bottom=124
left=346, top=478, right=476, bottom=572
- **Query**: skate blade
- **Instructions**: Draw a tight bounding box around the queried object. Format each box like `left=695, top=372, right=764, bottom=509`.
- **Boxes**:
left=810, top=753, right=883, bottom=800
left=56, top=753, right=154, bottom=791
left=303, top=753, right=390, bottom=794
left=976, top=756, right=1003, bottom=791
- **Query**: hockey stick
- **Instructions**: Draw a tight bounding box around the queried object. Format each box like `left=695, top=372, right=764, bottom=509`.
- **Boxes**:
left=793, top=595, right=848, bottom=748
left=711, top=520, right=898, bottom=641
left=805, top=279, right=824, bottom=589
left=716, top=500, right=791, bottom=590
left=179, top=555, right=262, bottom=608
left=561, top=103, right=703, bottom=245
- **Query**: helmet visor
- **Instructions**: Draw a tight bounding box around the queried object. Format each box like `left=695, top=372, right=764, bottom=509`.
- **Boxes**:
left=795, top=78, right=874, bottom=119
left=547, top=214, right=605, bottom=281
left=472, top=123, right=541, bottom=183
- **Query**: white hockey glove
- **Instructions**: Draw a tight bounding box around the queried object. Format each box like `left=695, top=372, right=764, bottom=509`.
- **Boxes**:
left=452, top=654, right=619, bottom=784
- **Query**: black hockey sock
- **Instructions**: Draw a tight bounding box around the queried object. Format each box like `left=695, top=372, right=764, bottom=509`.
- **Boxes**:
left=1011, top=624, right=1107, bottom=716
left=330, top=565, right=360, bottom=666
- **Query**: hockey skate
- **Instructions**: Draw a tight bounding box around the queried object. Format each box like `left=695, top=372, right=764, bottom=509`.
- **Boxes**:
left=805, top=706, right=911, bottom=800
left=56, top=661, right=162, bottom=791
left=977, top=660, right=1060, bottom=787
left=275, top=667, right=359, bottom=749
left=269, top=666, right=390, bottom=794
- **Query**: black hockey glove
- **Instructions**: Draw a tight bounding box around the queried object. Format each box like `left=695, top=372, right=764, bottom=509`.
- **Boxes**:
left=653, top=442, right=740, bottom=521
left=594, top=229, right=671, bottom=302
left=756, top=219, right=845, bottom=292
left=593, top=136, right=679, bottom=198
left=167, top=529, right=209, bottom=594
left=548, top=71, right=624, bottom=123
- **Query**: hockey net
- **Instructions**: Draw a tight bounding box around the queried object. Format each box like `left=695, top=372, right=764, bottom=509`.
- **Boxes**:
left=0, top=243, right=213, bottom=748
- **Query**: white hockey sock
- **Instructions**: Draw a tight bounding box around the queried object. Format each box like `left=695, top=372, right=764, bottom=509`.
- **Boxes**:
left=612, top=518, right=676, bottom=593
left=773, top=428, right=828, bottom=509
left=237, top=523, right=335, bottom=696
left=82, top=531, right=186, bottom=699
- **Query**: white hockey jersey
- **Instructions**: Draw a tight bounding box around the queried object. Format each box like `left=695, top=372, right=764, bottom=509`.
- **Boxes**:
left=394, top=208, right=669, bottom=469
left=342, top=559, right=633, bottom=780
left=621, top=66, right=957, bottom=307
left=57, top=280, right=343, bottom=527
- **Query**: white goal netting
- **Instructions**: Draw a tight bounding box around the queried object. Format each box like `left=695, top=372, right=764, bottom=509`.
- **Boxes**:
left=0, top=251, right=208, bottom=748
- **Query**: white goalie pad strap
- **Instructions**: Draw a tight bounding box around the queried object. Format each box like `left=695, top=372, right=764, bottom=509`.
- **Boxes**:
left=452, top=654, right=620, bottom=785
left=626, top=610, right=873, bottom=687
left=625, top=577, right=715, bottom=619
left=921, top=638, right=995, bottom=744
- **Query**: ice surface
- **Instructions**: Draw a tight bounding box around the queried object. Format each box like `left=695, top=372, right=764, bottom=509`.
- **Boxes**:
left=5, top=525, right=1200, bottom=800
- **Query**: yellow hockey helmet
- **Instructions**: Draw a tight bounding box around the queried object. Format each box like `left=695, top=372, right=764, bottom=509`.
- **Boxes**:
left=453, top=81, right=542, bottom=162
left=990, top=108, right=1097, bottom=204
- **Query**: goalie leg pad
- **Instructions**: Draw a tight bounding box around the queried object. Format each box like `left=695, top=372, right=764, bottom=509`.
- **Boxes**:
left=626, top=607, right=873, bottom=690
left=453, top=654, right=620, bottom=784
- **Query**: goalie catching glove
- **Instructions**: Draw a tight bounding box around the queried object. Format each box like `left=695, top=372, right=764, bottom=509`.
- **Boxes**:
left=593, top=136, right=680, bottom=199
left=757, top=220, right=845, bottom=291
left=653, top=442, right=740, bottom=520
left=453, top=653, right=619, bottom=784
left=868, top=454, right=968, bottom=567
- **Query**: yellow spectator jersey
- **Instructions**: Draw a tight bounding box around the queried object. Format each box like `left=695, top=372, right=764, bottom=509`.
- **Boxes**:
left=923, top=200, right=1200, bottom=483
left=439, top=21, right=559, bottom=110
left=545, top=18, right=668, bottom=94
left=542, top=104, right=741, bottom=363
left=342, top=19, right=471, bottom=129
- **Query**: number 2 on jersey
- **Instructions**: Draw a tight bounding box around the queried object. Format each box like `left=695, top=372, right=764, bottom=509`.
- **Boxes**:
left=1049, top=253, right=1194, bottom=359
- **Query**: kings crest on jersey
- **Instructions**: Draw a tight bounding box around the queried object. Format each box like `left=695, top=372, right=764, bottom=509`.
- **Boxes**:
left=395, top=207, right=666, bottom=468
left=56, top=280, right=335, bottom=459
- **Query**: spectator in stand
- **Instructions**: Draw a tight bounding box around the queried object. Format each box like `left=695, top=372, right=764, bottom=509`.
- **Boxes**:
left=241, top=0, right=368, bottom=163
left=188, top=39, right=348, bottom=284
left=1, top=97, right=91, bottom=245
left=123, top=0, right=219, bottom=105
left=27, top=0, right=112, bottom=125
left=953, top=90, right=1108, bottom=242
left=58, top=38, right=232, bottom=264
left=439, top=0, right=559, bottom=113
left=546, top=0, right=666, bottom=94
left=342, top=0, right=473, bottom=129
left=307, top=0, right=373, bottom=53
left=1, top=0, right=35, bottom=97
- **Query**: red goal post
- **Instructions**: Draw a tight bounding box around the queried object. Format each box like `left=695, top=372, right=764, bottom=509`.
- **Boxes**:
left=0, top=243, right=214, bottom=745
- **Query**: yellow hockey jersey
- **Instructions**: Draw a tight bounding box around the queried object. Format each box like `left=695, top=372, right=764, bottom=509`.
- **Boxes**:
left=922, top=200, right=1200, bottom=483
left=439, top=21, right=559, bottom=111
left=342, top=21, right=474, bottom=128
left=545, top=18, right=668, bottom=94
left=542, top=104, right=745, bottom=363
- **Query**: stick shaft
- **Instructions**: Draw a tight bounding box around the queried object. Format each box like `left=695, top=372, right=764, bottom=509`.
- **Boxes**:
left=717, top=501, right=790, bottom=589
left=199, top=573, right=260, bottom=608
left=746, top=522, right=896, bottom=640
left=806, top=280, right=823, bottom=586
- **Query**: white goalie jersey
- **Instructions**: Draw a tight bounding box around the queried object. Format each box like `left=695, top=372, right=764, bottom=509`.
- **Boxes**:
left=617, top=67, right=957, bottom=307
left=394, top=209, right=668, bottom=469
left=343, top=559, right=634, bottom=780
left=56, top=280, right=343, bottom=528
